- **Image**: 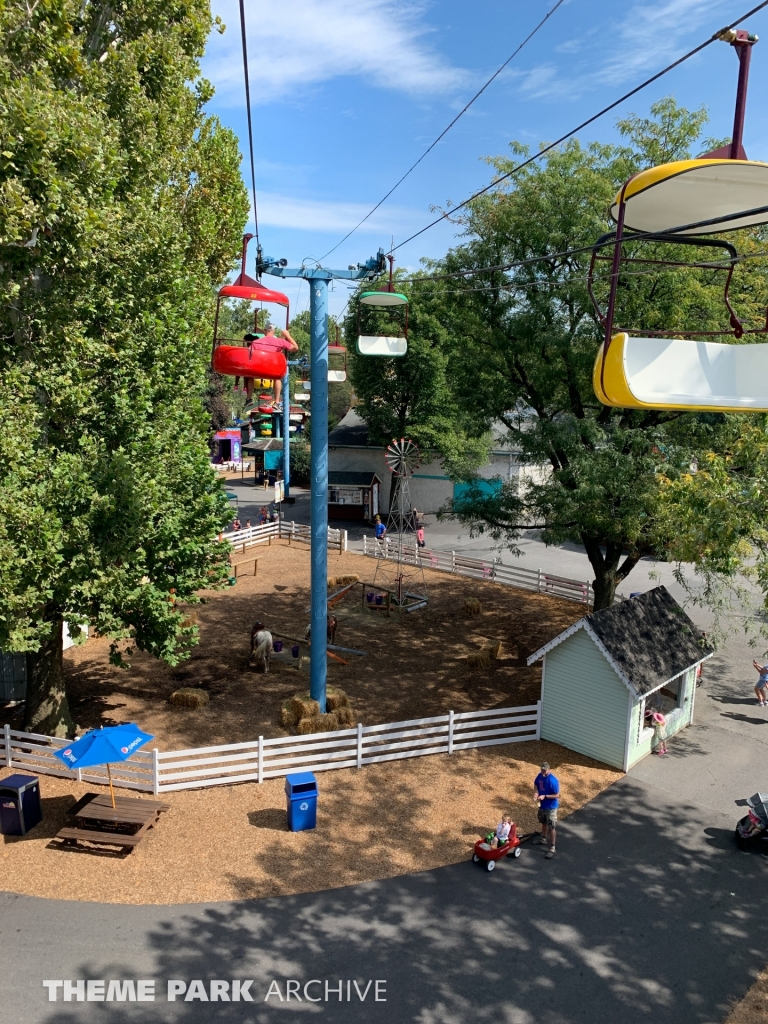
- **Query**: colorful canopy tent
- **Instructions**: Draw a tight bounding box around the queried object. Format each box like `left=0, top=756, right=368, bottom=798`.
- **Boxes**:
left=591, top=30, right=768, bottom=413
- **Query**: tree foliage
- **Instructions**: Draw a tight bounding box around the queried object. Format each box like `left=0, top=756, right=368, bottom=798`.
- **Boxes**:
left=0, top=0, right=249, bottom=733
left=419, top=99, right=768, bottom=608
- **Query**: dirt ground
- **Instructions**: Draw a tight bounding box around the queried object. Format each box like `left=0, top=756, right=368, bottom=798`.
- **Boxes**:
left=0, top=743, right=620, bottom=905
left=2, top=544, right=584, bottom=749
left=726, top=969, right=768, bottom=1024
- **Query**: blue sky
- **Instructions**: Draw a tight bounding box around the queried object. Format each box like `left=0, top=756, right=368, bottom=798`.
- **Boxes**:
left=203, top=0, right=768, bottom=315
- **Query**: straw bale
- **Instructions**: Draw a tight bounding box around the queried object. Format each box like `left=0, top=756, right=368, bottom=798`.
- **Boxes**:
left=328, top=574, right=360, bottom=589
left=326, top=687, right=351, bottom=712
left=169, top=688, right=209, bottom=709
left=335, top=706, right=356, bottom=727
left=467, top=649, right=491, bottom=670
left=297, top=711, right=340, bottom=734
left=481, top=640, right=503, bottom=660
left=464, top=597, right=482, bottom=616
left=290, top=695, right=320, bottom=721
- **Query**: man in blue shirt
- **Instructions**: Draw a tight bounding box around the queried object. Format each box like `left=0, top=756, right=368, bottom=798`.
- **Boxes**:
left=533, top=761, right=560, bottom=859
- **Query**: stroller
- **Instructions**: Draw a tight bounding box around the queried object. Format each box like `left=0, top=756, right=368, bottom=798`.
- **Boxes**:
left=735, top=793, right=768, bottom=851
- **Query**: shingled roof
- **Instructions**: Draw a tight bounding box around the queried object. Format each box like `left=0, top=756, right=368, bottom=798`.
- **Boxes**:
left=527, top=586, right=712, bottom=697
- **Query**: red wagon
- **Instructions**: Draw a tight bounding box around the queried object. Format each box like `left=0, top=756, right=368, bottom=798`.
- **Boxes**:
left=473, top=823, right=521, bottom=871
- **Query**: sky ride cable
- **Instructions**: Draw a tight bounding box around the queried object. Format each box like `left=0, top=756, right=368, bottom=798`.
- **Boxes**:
left=238, top=0, right=260, bottom=251
left=389, top=0, right=768, bottom=257
left=317, top=0, right=568, bottom=262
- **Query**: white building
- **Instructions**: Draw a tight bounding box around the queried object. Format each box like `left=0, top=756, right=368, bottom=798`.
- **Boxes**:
left=328, top=409, right=546, bottom=515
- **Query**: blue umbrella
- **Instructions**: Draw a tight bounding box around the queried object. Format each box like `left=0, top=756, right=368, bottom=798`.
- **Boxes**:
left=54, top=724, right=154, bottom=808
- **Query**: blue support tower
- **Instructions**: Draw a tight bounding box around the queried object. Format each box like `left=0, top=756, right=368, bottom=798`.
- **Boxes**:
left=282, top=366, right=290, bottom=497
left=264, top=252, right=384, bottom=714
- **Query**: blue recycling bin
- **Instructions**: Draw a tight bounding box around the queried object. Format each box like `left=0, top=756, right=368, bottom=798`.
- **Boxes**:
left=0, top=774, right=42, bottom=836
left=285, top=772, right=318, bottom=832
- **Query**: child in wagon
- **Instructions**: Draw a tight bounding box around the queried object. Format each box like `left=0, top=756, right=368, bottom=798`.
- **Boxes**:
left=487, top=815, right=513, bottom=849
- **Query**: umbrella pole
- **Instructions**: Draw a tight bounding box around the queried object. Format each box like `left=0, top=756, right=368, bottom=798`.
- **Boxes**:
left=107, top=763, right=115, bottom=809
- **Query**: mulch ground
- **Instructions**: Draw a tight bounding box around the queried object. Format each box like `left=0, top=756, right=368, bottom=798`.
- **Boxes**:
left=0, top=544, right=623, bottom=907
left=2, top=544, right=585, bottom=749
left=0, top=744, right=620, bottom=905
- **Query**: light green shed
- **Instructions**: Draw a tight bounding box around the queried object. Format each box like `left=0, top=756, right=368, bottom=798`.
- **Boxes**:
left=527, top=587, right=712, bottom=771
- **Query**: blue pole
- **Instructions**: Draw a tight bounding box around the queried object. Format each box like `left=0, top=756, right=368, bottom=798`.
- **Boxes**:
left=282, top=367, right=290, bottom=497
left=309, top=276, right=330, bottom=712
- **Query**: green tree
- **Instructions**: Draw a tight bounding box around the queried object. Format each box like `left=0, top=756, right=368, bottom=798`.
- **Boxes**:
left=425, top=99, right=768, bottom=608
left=0, top=0, right=249, bottom=734
left=345, top=277, right=489, bottom=501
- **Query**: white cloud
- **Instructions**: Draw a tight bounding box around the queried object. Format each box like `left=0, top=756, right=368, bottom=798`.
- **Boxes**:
left=205, top=0, right=469, bottom=105
left=509, top=0, right=730, bottom=102
left=255, top=192, right=413, bottom=233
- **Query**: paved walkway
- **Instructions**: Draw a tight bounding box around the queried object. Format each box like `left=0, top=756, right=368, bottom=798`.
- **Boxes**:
left=2, top=630, right=768, bottom=1023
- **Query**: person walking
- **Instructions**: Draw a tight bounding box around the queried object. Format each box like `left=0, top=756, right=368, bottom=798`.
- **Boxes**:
left=533, top=761, right=560, bottom=859
left=754, top=659, right=768, bottom=706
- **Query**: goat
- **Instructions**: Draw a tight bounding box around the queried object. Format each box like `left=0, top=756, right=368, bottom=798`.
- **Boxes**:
left=305, top=614, right=338, bottom=647
left=251, top=629, right=273, bottom=673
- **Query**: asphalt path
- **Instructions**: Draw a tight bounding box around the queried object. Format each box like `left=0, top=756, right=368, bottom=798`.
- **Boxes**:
left=3, top=632, right=768, bottom=1023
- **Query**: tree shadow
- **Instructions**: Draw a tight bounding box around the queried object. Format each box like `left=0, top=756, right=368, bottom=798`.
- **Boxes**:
left=29, top=777, right=768, bottom=1024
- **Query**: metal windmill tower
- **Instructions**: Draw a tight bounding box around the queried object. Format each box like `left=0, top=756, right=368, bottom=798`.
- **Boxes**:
left=373, top=438, right=427, bottom=609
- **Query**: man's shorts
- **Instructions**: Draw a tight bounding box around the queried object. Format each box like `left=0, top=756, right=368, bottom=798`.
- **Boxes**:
left=538, top=807, right=558, bottom=828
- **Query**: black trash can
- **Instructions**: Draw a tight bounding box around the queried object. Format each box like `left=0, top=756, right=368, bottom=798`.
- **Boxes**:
left=0, top=774, right=43, bottom=836
left=285, top=772, right=318, bottom=832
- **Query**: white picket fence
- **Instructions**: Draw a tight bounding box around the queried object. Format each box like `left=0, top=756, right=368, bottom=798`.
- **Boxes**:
left=362, top=536, right=593, bottom=606
left=2, top=704, right=540, bottom=795
left=224, top=520, right=347, bottom=554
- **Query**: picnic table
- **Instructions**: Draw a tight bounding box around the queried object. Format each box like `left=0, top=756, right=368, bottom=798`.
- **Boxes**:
left=55, top=794, right=170, bottom=853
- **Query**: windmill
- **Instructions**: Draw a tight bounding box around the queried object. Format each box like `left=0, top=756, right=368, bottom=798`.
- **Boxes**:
left=372, top=438, right=427, bottom=610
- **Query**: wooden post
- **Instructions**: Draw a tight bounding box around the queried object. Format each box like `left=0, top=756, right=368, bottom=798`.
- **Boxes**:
left=258, top=735, right=264, bottom=784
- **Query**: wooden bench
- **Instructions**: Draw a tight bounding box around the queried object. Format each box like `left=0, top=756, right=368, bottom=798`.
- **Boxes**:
left=230, top=554, right=258, bottom=578
left=54, top=827, right=144, bottom=850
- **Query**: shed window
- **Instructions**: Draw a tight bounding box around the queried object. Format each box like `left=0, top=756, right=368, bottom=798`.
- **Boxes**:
left=640, top=669, right=694, bottom=736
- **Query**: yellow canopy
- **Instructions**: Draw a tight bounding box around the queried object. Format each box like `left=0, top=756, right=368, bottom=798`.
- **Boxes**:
left=611, top=159, right=768, bottom=235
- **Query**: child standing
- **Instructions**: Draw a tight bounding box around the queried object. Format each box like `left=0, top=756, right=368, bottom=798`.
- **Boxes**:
left=416, top=525, right=425, bottom=548
left=754, top=659, right=768, bottom=706
left=652, top=711, right=667, bottom=756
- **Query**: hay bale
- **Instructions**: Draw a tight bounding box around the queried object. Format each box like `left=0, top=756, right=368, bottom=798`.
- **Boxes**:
left=328, top=574, right=360, bottom=589
left=169, top=687, right=210, bottom=709
left=467, top=649, right=491, bottom=670
left=326, top=686, right=351, bottom=712
left=464, top=597, right=482, bottom=616
left=297, top=712, right=340, bottom=735
left=289, top=695, right=320, bottom=721
left=335, top=706, right=356, bottom=727
left=481, top=639, right=503, bottom=660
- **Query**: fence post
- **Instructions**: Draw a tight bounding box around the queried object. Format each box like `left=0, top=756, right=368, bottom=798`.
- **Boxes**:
left=537, top=568, right=543, bottom=593
left=536, top=700, right=542, bottom=740
left=357, top=722, right=363, bottom=769
left=451, top=550, right=456, bottom=573
left=363, top=535, right=367, bottom=556
left=4, top=723, right=11, bottom=767
left=76, top=768, right=83, bottom=783
left=448, top=710, right=454, bottom=755
left=152, top=748, right=160, bottom=795
left=258, top=735, right=264, bottom=784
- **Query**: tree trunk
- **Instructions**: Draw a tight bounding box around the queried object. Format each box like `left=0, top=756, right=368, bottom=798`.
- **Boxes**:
left=24, top=616, right=75, bottom=737
left=591, top=572, right=618, bottom=611
left=582, top=537, right=621, bottom=611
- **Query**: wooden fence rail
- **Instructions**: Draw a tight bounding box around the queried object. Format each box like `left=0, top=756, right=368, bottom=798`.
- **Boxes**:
left=1, top=704, right=541, bottom=795
left=362, top=536, right=593, bottom=606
